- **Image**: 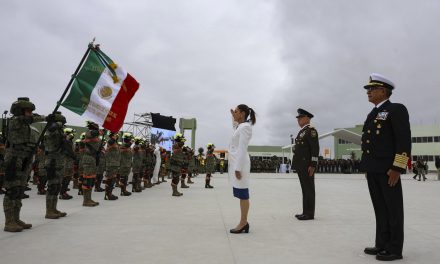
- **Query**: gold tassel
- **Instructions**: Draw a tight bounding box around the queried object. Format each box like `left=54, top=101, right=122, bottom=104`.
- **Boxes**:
left=112, top=75, right=119, bottom=84
left=109, top=62, right=118, bottom=70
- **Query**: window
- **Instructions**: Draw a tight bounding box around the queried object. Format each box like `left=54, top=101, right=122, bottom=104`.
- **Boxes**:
left=422, top=137, right=428, bottom=143
left=428, top=137, right=433, bottom=142
left=416, top=137, right=422, bottom=143
left=428, top=156, right=434, bottom=161
left=412, top=137, right=416, bottom=143
left=434, top=136, right=439, bottom=142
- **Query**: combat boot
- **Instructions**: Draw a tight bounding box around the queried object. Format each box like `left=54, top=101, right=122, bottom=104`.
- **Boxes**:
left=14, top=206, right=32, bottom=229
left=53, top=199, right=67, bottom=217
left=172, top=184, right=183, bottom=197
left=161, top=176, right=167, bottom=183
left=187, top=177, right=194, bottom=184
left=59, top=192, right=73, bottom=200
left=104, top=190, right=118, bottom=200
left=4, top=210, right=23, bottom=232
left=205, top=179, right=214, bottom=189
left=82, top=189, right=97, bottom=207
left=181, top=179, right=189, bottom=189
left=45, top=198, right=60, bottom=219
left=120, top=185, right=132, bottom=196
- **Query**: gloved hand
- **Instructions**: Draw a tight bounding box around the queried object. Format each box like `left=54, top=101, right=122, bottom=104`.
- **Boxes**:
left=46, top=114, right=56, bottom=123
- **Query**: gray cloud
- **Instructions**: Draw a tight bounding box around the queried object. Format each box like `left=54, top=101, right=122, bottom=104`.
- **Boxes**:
left=1, top=0, right=439, bottom=151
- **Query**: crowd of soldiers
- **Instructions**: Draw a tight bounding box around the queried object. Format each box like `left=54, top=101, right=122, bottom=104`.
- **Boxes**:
left=0, top=97, right=226, bottom=233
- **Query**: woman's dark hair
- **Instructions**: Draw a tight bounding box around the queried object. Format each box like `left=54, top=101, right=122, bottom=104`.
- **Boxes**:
left=237, top=104, right=256, bottom=125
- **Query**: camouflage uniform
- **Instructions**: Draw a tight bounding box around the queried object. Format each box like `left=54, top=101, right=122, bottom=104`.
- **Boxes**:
left=119, top=133, right=133, bottom=196
left=169, top=133, right=186, bottom=196
left=104, top=133, right=119, bottom=200
left=205, top=144, right=216, bottom=188
left=3, top=97, right=46, bottom=232
left=95, top=143, right=106, bottom=193
left=44, top=113, right=70, bottom=219
left=81, top=122, right=101, bottom=206
left=36, top=145, right=47, bottom=195
left=140, top=141, right=148, bottom=187
left=159, top=148, right=168, bottom=183
left=0, top=136, right=5, bottom=194
left=77, top=134, right=87, bottom=195
left=72, top=140, right=80, bottom=190
left=186, top=148, right=195, bottom=184
left=59, top=128, right=75, bottom=200
left=180, top=147, right=190, bottom=189
left=131, top=139, right=143, bottom=192
left=143, top=145, right=155, bottom=188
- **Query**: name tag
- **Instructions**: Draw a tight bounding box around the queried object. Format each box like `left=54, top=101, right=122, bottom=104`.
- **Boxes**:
left=376, top=112, right=389, bottom=120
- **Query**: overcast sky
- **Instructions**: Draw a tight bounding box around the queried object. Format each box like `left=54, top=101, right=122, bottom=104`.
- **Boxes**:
left=1, top=0, right=439, bottom=151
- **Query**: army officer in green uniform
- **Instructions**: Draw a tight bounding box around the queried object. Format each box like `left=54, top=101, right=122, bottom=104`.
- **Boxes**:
left=292, top=108, right=319, bottom=221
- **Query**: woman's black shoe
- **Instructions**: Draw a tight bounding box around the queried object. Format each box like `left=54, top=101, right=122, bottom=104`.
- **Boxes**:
left=230, top=223, right=249, bottom=234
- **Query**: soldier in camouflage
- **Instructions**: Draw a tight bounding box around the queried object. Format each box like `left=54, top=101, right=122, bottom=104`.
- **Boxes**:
left=186, top=147, right=195, bottom=184
left=197, top=148, right=205, bottom=175
left=0, top=133, right=5, bottom=195
left=59, top=128, right=75, bottom=200
left=159, top=147, right=168, bottom=183
left=3, top=97, right=48, bottom=232
left=170, top=133, right=186, bottom=196
left=104, top=132, right=119, bottom=200
left=180, top=146, right=190, bottom=189
left=131, top=137, right=143, bottom=193
left=44, top=111, right=72, bottom=218
left=139, top=139, right=148, bottom=188
left=205, top=143, right=216, bottom=189
left=36, top=144, right=47, bottom=195
left=119, top=132, right=133, bottom=196
left=143, top=144, right=155, bottom=188
left=81, top=121, right=101, bottom=207
left=94, top=135, right=106, bottom=193
left=77, top=132, right=87, bottom=195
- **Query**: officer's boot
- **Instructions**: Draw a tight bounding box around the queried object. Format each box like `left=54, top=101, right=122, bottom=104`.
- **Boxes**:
left=45, top=196, right=60, bottom=219
left=172, top=184, right=183, bottom=197
left=181, top=178, right=189, bottom=188
left=94, top=174, right=104, bottom=192
left=3, top=196, right=23, bottom=232
left=53, top=198, right=67, bottom=217
left=14, top=200, right=32, bottom=229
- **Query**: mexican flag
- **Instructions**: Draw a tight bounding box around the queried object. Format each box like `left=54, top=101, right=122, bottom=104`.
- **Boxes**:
left=61, top=46, right=139, bottom=132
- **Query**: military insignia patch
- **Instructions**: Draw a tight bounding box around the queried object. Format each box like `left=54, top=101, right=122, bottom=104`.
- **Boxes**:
left=311, top=130, right=317, bottom=137
left=376, top=112, right=389, bottom=120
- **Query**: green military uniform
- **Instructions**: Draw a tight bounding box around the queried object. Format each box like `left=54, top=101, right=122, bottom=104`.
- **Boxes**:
left=144, top=144, right=155, bottom=188
left=36, top=145, right=47, bottom=194
left=1, top=135, right=7, bottom=194
left=44, top=112, right=71, bottom=218
left=159, top=148, right=168, bottom=183
left=169, top=133, right=186, bottom=196
left=131, top=138, right=143, bottom=192
left=179, top=147, right=190, bottom=189
left=104, top=132, right=119, bottom=200
left=119, top=133, right=133, bottom=196
left=3, top=97, right=46, bottom=232
left=77, top=134, right=87, bottom=195
left=95, top=140, right=106, bottom=193
left=186, top=148, right=195, bottom=184
left=81, top=122, right=101, bottom=207
left=140, top=141, right=148, bottom=186
left=60, top=128, right=76, bottom=200
left=292, top=109, right=319, bottom=220
left=205, top=143, right=216, bottom=188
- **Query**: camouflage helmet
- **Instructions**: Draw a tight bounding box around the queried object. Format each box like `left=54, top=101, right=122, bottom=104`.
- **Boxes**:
left=53, top=111, right=67, bottom=124
left=10, top=97, right=36, bottom=116
left=134, top=136, right=142, bottom=144
left=86, top=121, right=99, bottom=130
left=207, top=143, right=215, bottom=149
left=63, top=127, right=76, bottom=135
left=80, top=132, right=86, bottom=140
left=173, top=133, right=186, bottom=143
left=74, top=139, right=81, bottom=144
left=122, top=132, right=133, bottom=140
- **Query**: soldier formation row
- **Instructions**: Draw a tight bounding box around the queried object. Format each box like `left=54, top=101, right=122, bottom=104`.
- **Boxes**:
left=0, top=98, right=218, bottom=232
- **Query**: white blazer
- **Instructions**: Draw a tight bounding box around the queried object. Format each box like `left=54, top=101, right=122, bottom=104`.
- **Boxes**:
left=228, top=121, right=252, bottom=189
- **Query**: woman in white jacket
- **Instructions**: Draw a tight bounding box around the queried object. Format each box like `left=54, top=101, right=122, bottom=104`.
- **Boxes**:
left=152, top=145, right=161, bottom=185
left=228, top=104, right=256, bottom=234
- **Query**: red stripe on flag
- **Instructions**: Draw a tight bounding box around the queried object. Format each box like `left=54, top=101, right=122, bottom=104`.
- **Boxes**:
left=103, top=73, right=139, bottom=132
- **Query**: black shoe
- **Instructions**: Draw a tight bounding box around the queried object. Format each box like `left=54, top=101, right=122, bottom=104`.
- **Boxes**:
left=230, top=223, right=250, bottom=234
left=297, top=214, right=314, bottom=220
left=364, top=247, right=381, bottom=255
left=294, top=214, right=303, bottom=219
left=25, top=186, right=32, bottom=191
left=376, top=250, right=402, bottom=261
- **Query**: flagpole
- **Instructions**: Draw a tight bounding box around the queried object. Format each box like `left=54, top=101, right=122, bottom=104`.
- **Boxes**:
left=35, top=41, right=95, bottom=147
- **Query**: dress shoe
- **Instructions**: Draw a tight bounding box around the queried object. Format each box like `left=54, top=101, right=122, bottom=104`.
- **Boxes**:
left=376, top=250, right=402, bottom=261
left=297, top=214, right=314, bottom=220
left=230, top=223, right=249, bottom=234
left=364, top=247, right=381, bottom=255
left=294, top=214, right=303, bottom=219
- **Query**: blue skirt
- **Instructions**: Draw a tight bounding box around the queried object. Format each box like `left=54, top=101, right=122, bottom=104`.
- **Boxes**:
left=233, top=187, right=249, bottom=200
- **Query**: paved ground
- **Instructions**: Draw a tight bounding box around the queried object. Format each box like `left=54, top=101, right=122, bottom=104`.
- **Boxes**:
left=0, top=173, right=439, bottom=264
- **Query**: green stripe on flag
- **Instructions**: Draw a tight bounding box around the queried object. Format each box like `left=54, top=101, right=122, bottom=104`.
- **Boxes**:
left=61, top=51, right=105, bottom=115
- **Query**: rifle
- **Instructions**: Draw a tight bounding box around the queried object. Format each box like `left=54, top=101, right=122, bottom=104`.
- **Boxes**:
left=1, top=111, right=8, bottom=145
